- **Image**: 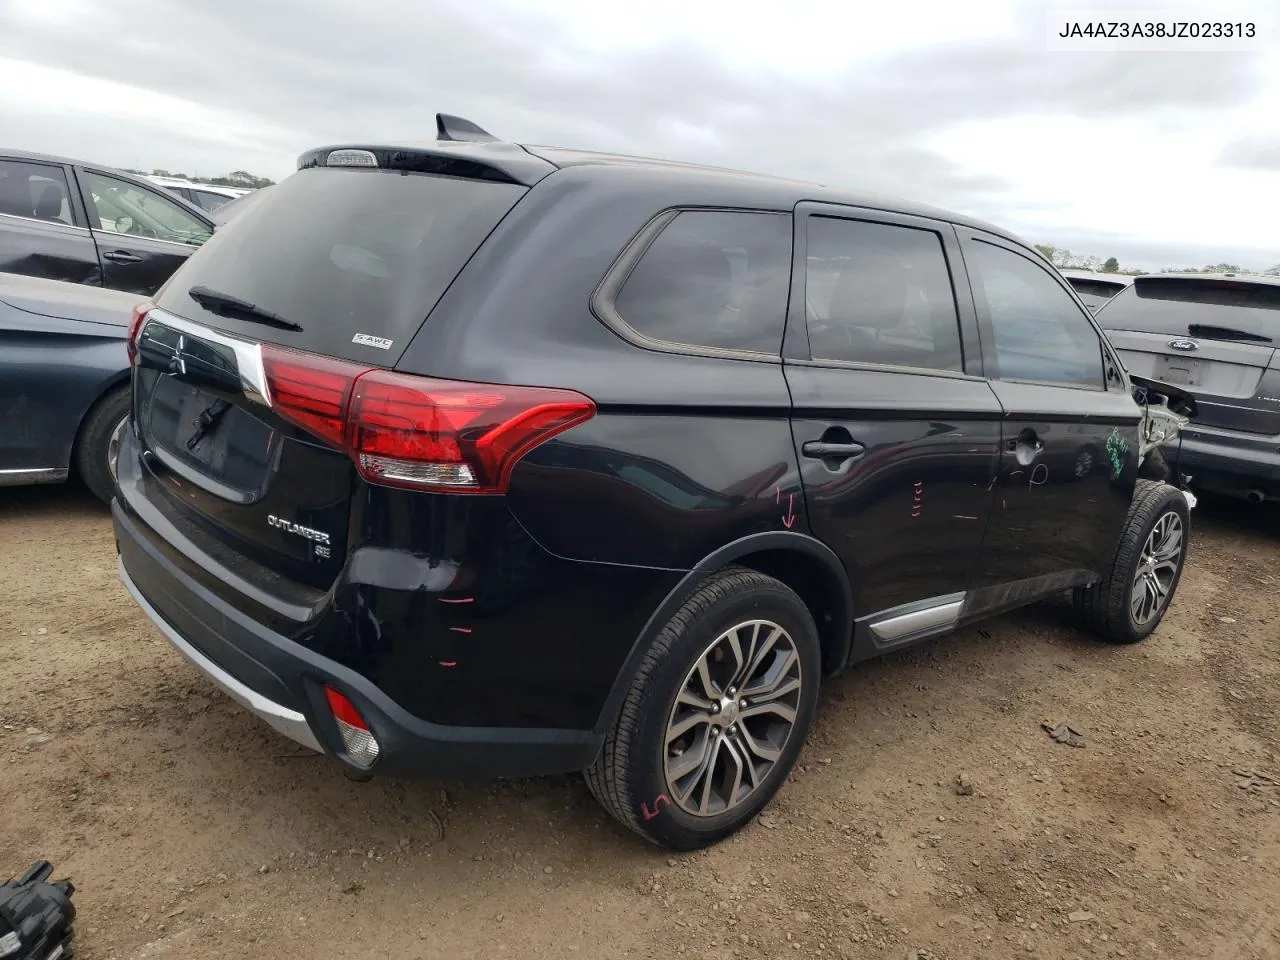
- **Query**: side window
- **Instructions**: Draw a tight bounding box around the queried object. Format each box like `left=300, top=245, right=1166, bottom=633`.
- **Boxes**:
left=804, top=217, right=964, bottom=372
left=967, top=241, right=1105, bottom=388
left=192, top=190, right=231, bottom=212
left=0, top=160, right=73, bottom=225
left=80, top=171, right=212, bottom=247
left=611, top=210, right=792, bottom=355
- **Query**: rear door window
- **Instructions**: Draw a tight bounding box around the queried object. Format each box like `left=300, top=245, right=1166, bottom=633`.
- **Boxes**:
left=1098, top=277, right=1280, bottom=343
left=803, top=216, right=964, bottom=372
left=967, top=241, right=1106, bottom=388
left=154, top=168, right=527, bottom=364
left=0, top=159, right=74, bottom=225
left=608, top=210, right=793, bottom=356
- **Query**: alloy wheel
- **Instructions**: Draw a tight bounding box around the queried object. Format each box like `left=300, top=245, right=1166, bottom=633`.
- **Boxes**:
left=1130, top=510, right=1184, bottom=625
left=663, top=619, right=803, bottom=817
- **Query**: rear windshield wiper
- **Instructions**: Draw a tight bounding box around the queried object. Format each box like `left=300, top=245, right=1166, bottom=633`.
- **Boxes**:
left=188, top=285, right=303, bottom=332
left=1186, top=323, right=1272, bottom=344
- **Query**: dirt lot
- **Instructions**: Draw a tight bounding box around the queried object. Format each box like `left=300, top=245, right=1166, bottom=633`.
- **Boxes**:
left=1, top=485, right=1278, bottom=960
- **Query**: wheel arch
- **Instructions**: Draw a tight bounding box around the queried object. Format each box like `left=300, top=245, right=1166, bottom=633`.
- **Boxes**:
left=592, top=531, right=854, bottom=736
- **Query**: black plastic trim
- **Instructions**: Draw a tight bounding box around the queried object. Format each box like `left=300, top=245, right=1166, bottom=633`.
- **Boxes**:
left=591, top=530, right=854, bottom=736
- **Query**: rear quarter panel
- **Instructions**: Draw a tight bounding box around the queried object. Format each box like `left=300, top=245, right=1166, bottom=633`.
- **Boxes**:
left=399, top=165, right=805, bottom=570
left=0, top=301, right=129, bottom=473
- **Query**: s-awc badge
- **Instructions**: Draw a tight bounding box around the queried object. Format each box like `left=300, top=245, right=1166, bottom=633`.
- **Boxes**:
left=352, top=333, right=394, bottom=350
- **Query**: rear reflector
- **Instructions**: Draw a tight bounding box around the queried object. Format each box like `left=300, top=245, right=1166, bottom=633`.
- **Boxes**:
left=260, top=344, right=594, bottom=494
left=127, top=301, right=153, bottom=365
left=324, top=686, right=380, bottom=769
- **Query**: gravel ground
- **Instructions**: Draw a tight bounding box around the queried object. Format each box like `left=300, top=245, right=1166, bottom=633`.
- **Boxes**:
left=2, top=484, right=1278, bottom=960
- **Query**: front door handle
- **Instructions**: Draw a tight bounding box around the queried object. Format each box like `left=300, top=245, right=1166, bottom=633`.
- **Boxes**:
left=103, top=250, right=144, bottom=263
left=802, top=440, right=866, bottom=459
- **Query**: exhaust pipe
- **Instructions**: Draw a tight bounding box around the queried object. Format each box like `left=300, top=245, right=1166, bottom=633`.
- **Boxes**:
left=1246, top=489, right=1266, bottom=504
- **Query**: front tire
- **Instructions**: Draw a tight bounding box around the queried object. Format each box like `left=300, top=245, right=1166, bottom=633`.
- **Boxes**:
left=585, top=567, right=821, bottom=850
left=1072, top=479, right=1190, bottom=644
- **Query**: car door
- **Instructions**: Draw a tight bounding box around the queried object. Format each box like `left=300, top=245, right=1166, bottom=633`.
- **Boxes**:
left=0, top=157, right=102, bottom=286
left=958, top=230, right=1141, bottom=608
left=783, top=204, right=1002, bottom=655
left=72, top=167, right=213, bottom=296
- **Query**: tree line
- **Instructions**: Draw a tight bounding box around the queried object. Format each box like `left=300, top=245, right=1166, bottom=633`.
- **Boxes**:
left=123, top=168, right=276, bottom=189
left=1034, top=244, right=1280, bottom=277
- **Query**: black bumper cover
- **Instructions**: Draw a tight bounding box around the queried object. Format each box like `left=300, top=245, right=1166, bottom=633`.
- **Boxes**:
left=113, top=499, right=603, bottom=781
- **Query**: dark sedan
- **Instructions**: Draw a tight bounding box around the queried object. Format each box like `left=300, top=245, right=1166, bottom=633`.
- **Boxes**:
left=0, top=271, right=140, bottom=502
left=0, top=150, right=215, bottom=297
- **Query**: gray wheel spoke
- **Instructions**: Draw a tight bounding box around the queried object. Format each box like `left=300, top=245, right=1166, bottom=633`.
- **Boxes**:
left=742, top=700, right=797, bottom=724
left=720, top=735, right=747, bottom=805
left=723, top=734, right=760, bottom=790
left=738, top=725, right=782, bottom=763
left=694, top=735, right=724, bottom=815
left=663, top=617, right=803, bottom=818
left=723, top=622, right=752, bottom=688
left=693, top=658, right=720, bottom=701
left=742, top=626, right=783, bottom=687
left=667, top=710, right=713, bottom=743
left=676, top=687, right=714, bottom=711
left=668, top=729, right=714, bottom=788
left=743, top=647, right=799, bottom=700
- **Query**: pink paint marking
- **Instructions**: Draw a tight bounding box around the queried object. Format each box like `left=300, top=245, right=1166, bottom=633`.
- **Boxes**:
left=439, top=597, right=475, bottom=605
left=986, top=477, right=997, bottom=492
left=439, top=660, right=458, bottom=668
left=953, top=515, right=980, bottom=520
left=640, top=795, right=671, bottom=820
left=449, top=626, right=473, bottom=634
left=781, top=493, right=796, bottom=529
left=1029, top=463, right=1049, bottom=488
left=1002, top=499, right=1007, bottom=509
left=775, top=485, right=781, bottom=505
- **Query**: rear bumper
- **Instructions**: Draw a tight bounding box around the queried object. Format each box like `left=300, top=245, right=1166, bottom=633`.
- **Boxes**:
left=1173, top=425, right=1280, bottom=487
left=113, top=500, right=604, bottom=780
left=118, top=557, right=323, bottom=753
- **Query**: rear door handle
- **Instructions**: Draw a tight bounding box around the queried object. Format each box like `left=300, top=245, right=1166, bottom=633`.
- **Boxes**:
left=103, top=250, right=144, bottom=263
left=802, top=441, right=865, bottom=459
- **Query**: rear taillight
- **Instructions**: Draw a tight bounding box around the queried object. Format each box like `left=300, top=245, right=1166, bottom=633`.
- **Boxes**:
left=126, top=301, right=153, bottom=364
left=260, top=345, right=594, bottom=494
left=324, top=686, right=379, bottom=769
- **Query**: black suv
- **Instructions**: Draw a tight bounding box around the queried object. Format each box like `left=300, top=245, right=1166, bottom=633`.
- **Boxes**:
left=112, top=115, right=1195, bottom=850
left=1097, top=273, right=1280, bottom=504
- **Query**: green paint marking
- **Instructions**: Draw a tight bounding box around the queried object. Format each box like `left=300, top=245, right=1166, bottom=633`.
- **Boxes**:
left=1105, top=427, right=1130, bottom=480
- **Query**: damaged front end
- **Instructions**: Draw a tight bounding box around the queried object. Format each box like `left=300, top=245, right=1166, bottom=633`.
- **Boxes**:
left=1131, top=374, right=1199, bottom=508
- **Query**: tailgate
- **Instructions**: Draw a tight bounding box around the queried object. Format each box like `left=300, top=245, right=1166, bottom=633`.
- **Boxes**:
left=1099, top=276, right=1280, bottom=435
left=133, top=311, right=354, bottom=589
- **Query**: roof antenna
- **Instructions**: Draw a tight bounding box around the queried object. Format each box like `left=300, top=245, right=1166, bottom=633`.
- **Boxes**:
left=436, top=113, right=498, bottom=143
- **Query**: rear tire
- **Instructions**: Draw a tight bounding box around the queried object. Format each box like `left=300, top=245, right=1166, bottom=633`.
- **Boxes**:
left=585, top=567, right=821, bottom=850
left=1072, top=479, right=1190, bottom=644
left=75, top=386, right=130, bottom=505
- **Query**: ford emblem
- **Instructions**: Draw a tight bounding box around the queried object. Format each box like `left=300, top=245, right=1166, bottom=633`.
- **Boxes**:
left=1168, top=338, right=1199, bottom=352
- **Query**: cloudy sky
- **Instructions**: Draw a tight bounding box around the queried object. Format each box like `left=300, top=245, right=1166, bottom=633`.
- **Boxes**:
left=2, top=0, right=1278, bottom=271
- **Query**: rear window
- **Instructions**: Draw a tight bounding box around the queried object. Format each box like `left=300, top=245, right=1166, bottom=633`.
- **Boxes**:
left=1067, top=278, right=1126, bottom=309
left=155, top=168, right=526, bottom=363
left=1098, top=277, right=1280, bottom=341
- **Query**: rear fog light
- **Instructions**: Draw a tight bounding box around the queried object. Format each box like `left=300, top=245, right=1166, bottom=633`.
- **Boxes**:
left=324, top=686, right=380, bottom=769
